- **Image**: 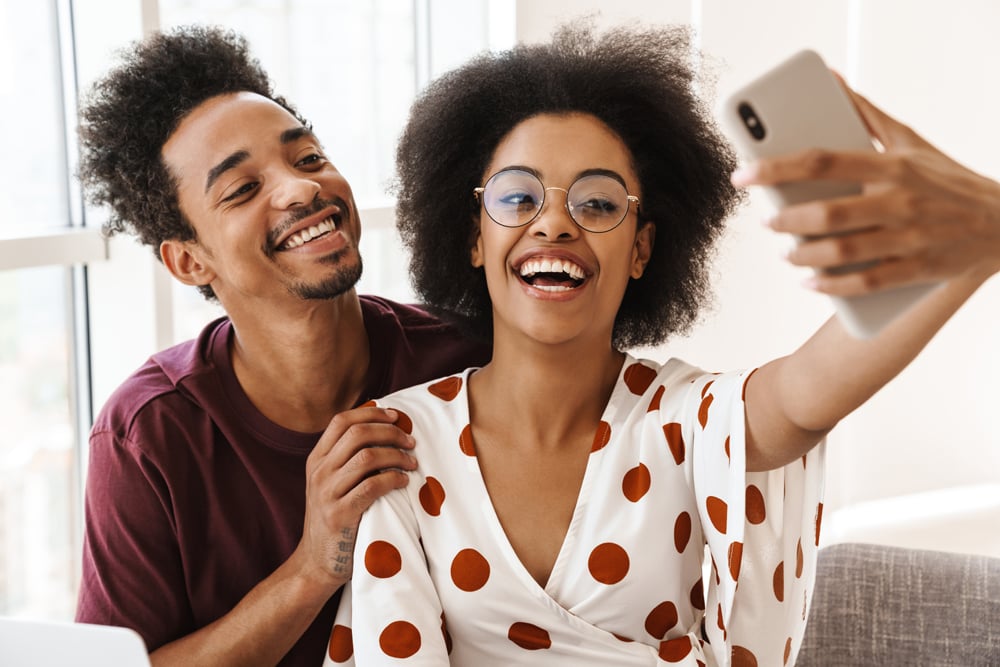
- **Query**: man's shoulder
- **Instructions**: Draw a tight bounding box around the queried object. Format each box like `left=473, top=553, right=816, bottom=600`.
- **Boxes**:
left=360, top=294, right=453, bottom=332
left=92, top=318, right=228, bottom=443
left=358, top=295, right=490, bottom=399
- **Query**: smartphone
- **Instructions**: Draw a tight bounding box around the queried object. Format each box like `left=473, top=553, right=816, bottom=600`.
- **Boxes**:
left=718, top=49, right=938, bottom=339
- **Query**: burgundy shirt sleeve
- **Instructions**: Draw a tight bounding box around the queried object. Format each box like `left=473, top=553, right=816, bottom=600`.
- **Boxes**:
left=76, top=427, right=192, bottom=652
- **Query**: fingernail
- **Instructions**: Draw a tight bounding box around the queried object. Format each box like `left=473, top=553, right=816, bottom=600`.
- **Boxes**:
left=801, top=276, right=819, bottom=290
left=761, top=215, right=776, bottom=229
left=384, top=408, right=398, bottom=419
left=406, top=434, right=416, bottom=446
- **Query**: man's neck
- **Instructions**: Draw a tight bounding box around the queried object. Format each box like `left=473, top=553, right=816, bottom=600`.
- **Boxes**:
left=227, top=291, right=370, bottom=433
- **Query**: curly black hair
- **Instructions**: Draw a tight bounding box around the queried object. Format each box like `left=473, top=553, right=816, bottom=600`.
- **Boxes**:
left=395, top=22, right=743, bottom=349
left=77, top=25, right=304, bottom=300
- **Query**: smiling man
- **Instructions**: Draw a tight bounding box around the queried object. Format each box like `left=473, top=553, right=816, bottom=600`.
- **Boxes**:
left=74, top=26, right=486, bottom=667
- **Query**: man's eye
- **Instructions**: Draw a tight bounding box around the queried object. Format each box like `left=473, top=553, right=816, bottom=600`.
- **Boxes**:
left=297, top=153, right=325, bottom=168
left=223, top=181, right=259, bottom=203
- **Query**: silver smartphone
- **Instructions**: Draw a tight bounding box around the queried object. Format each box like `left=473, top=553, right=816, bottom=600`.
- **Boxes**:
left=719, top=49, right=937, bottom=338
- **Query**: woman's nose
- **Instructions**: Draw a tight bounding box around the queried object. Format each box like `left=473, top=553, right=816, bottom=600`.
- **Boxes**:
left=529, top=187, right=580, bottom=239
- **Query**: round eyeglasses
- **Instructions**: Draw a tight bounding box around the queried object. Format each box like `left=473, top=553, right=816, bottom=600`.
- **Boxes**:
left=473, top=168, right=640, bottom=234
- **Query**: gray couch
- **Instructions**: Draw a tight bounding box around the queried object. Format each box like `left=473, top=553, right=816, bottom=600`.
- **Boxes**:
left=797, top=542, right=1000, bottom=666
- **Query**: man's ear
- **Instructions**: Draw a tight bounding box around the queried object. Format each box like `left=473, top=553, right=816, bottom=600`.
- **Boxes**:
left=469, top=224, right=485, bottom=268
left=630, top=221, right=655, bottom=279
left=160, top=239, right=217, bottom=288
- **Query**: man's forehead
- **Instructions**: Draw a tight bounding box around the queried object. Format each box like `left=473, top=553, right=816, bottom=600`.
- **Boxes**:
left=162, top=91, right=308, bottom=181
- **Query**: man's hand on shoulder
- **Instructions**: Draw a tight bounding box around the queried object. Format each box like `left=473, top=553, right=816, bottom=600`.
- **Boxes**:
left=295, top=405, right=417, bottom=591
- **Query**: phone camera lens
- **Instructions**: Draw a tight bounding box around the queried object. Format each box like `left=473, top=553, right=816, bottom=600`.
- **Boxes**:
left=738, top=102, right=766, bottom=141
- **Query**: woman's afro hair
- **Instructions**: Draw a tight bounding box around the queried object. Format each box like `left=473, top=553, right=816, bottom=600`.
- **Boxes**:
left=395, top=22, right=744, bottom=349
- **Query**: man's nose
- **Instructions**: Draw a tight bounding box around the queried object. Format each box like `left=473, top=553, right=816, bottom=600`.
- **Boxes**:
left=271, top=170, right=322, bottom=209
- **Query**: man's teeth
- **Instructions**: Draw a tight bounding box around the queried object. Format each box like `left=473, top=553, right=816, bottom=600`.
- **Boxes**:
left=518, top=258, right=585, bottom=280
left=282, top=216, right=337, bottom=249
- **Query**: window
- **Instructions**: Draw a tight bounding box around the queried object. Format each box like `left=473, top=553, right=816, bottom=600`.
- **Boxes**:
left=0, top=0, right=513, bottom=619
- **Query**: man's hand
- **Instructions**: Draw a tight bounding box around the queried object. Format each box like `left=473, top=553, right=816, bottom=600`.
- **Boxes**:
left=732, top=83, right=1000, bottom=294
left=296, top=405, right=416, bottom=591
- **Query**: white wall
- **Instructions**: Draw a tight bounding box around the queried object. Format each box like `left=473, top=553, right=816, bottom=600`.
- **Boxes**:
left=516, top=0, right=1000, bottom=557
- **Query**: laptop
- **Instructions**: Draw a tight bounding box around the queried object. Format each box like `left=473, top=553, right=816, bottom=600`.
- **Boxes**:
left=0, top=617, right=151, bottom=667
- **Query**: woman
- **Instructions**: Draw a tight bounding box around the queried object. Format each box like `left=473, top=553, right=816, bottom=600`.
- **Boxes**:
left=324, top=23, right=992, bottom=666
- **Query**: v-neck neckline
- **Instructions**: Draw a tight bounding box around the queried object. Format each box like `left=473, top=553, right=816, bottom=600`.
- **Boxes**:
left=456, top=356, right=635, bottom=597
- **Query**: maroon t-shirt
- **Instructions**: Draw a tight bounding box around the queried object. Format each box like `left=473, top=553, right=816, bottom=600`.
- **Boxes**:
left=76, top=295, right=488, bottom=665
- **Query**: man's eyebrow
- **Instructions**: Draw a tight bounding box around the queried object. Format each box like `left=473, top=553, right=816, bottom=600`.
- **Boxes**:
left=205, top=150, right=250, bottom=193
left=280, top=126, right=316, bottom=145
left=203, top=127, right=315, bottom=194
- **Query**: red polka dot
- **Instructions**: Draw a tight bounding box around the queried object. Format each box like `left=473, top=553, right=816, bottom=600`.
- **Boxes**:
left=773, top=561, right=785, bottom=602
left=796, top=539, right=804, bottom=578
left=441, top=613, right=453, bottom=655
left=327, top=624, right=353, bottom=663
left=698, top=393, right=713, bottom=428
left=359, top=400, right=376, bottom=408
left=706, top=496, right=727, bottom=533
left=802, top=454, right=808, bottom=468
left=658, top=636, right=693, bottom=662
left=690, top=577, right=705, bottom=610
left=591, top=421, right=612, bottom=452
left=379, top=621, right=421, bottom=659
left=728, top=541, right=743, bottom=580
left=745, top=485, right=766, bottom=524
left=647, top=385, right=665, bottom=412
left=731, top=645, right=759, bottom=667
left=724, top=436, right=731, bottom=462
left=588, top=543, right=630, bottom=584
left=717, top=604, right=725, bottom=632
left=816, top=502, right=824, bottom=547
left=459, top=424, right=476, bottom=456
left=644, top=600, right=679, bottom=639
left=508, top=622, right=551, bottom=650
left=784, top=637, right=792, bottom=664
left=450, top=548, right=490, bottom=591
left=622, top=463, right=651, bottom=502
left=624, top=362, right=657, bottom=395
left=364, top=541, right=401, bottom=578
left=428, top=376, right=462, bottom=401
left=701, top=380, right=715, bottom=399
left=662, top=422, right=685, bottom=465
left=674, top=512, right=692, bottom=553
left=394, top=409, right=413, bottom=435
left=614, top=633, right=634, bottom=643
left=419, top=477, right=446, bottom=516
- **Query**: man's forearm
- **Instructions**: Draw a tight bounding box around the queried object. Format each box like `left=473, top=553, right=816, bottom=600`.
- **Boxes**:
left=150, top=549, right=341, bottom=667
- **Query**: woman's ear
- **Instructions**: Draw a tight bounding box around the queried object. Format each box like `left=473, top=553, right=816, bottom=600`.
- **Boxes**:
left=630, top=221, right=655, bottom=279
left=469, top=225, right=485, bottom=268
left=160, top=239, right=217, bottom=288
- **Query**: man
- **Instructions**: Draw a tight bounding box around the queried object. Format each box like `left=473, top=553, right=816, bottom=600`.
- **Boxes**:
left=75, top=26, right=486, bottom=666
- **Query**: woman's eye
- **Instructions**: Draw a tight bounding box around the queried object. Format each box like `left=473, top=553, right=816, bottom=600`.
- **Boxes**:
left=499, top=191, right=538, bottom=209
left=577, top=197, right=618, bottom=216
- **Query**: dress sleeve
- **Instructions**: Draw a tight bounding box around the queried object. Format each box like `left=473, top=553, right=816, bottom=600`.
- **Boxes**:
left=75, top=429, right=191, bottom=652
left=691, top=369, right=826, bottom=667
left=324, top=487, right=450, bottom=666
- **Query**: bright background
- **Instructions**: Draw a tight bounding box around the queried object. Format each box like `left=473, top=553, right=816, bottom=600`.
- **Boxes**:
left=1, top=0, right=997, bottom=621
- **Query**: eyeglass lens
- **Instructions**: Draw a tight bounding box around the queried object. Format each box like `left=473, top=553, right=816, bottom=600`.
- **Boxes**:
left=482, top=169, right=632, bottom=232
